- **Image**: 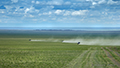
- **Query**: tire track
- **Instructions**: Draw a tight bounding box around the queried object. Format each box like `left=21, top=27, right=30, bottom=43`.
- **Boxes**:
left=76, top=49, right=92, bottom=68
left=86, top=48, right=97, bottom=68
left=99, top=48, right=113, bottom=68
left=80, top=47, right=99, bottom=68
left=106, top=47, right=120, bottom=57
left=101, top=47, right=120, bottom=67
left=63, top=47, right=91, bottom=68
left=94, top=49, right=105, bottom=68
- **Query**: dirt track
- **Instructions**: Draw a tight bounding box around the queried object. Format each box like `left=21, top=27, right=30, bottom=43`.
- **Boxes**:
left=64, top=47, right=92, bottom=68
left=106, top=47, right=120, bottom=57
left=101, top=47, right=120, bottom=67
left=63, top=47, right=120, bottom=68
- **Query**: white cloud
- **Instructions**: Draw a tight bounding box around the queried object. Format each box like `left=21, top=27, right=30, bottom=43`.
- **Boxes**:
left=63, top=11, right=71, bottom=16
left=25, top=6, right=37, bottom=14
left=50, top=6, right=54, bottom=9
left=55, top=10, right=62, bottom=14
left=23, top=14, right=34, bottom=18
left=87, top=0, right=118, bottom=5
left=39, top=13, right=42, bottom=16
left=107, top=0, right=117, bottom=4
left=43, top=11, right=52, bottom=15
left=43, top=13, right=48, bottom=15
left=29, top=15, right=34, bottom=17
left=4, top=6, right=13, bottom=10
left=70, top=3, right=77, bottom=8
left=31, top=1, right=35, bottom=3
left=48, top=11, right=52, bottom=15
left=54, top=10, right=88, bottom=16
left=98, top=0, right=106, bottom=4
left=48, top=1, right=61, bottom=5
left=55, top=10, right=65, bottom=15
left=35, top=9, right=39, bottom=13
left=92, top=2, right=97, bottom=5
left=15, top=7, right=20, bottom=11
left=0, top=11, right=5, bottom=13
left=86, top=0, right=92, bottom=2
left=86, top=0, right=90, bottom=1
left=71, top=10, right=88, bottom=16
left=90, top=6, right=95, bottom=8
left=76, top=0, right=85, bottom=1
left=36, top=1, right=40, bottom=4
left=47, top=0, right=63, bottom=5
left=25, top=8, right=30, bottom=14
left=11, top=0, right=18, bottom=3
left=102, top=12, right=108, bottom=15
left=64, top=1, right=71, bottom=5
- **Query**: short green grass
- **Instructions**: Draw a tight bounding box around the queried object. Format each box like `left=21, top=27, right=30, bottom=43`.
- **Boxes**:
left=0, top=38, right=119, bottom=68
left=0, top=38, right=89, bottom=68
left=0, top=30, right=120, bottom=68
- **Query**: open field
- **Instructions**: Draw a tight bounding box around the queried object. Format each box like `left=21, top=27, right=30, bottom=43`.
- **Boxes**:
left=0, top=30, right=120, bottom=68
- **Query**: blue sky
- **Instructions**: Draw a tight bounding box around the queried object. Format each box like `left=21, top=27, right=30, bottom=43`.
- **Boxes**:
left=0, top=0, right=120, bottom=27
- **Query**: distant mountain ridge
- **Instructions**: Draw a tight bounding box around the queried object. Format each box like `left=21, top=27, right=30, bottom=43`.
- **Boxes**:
left=0, top=27, right=120, bottom=31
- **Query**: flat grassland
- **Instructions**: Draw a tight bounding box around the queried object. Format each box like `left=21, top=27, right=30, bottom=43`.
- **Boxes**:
left=0, top=30, right=120, bottom=68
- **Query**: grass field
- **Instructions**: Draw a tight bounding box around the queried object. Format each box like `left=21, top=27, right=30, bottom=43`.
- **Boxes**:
left=0, top=30, right=120, bottom=68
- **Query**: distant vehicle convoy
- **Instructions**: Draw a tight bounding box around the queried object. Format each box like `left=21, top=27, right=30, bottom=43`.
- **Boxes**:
left=29, top=39, right=31, bottom=41
left=29, top=39, right=80, bottom=45
left=77, top=42, right=80, bottom=45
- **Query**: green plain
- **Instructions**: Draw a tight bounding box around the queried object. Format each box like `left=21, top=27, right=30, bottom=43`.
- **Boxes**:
left=0, top=30, right=120, bottom=68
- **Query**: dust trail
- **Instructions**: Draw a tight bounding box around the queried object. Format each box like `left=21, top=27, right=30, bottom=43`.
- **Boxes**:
left=31, top=40, right=45, bottom=41
left=62, top=38, right=120, bottom=46
left=31, top=39, right=61, bottom=42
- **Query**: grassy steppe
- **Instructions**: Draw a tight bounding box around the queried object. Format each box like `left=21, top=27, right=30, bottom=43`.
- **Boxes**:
left=0, top=38, right=120, bottom=68
left=0, top=30, right=120, bottom=68
left=0, top=38, right=88, bottom=68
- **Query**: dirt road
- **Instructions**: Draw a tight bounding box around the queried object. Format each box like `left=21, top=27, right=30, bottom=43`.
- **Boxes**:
left=101, top=47, right=120, bottom=67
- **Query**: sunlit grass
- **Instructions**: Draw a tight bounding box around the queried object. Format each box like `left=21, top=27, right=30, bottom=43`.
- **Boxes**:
left=0, top=30, right=120, bottom=68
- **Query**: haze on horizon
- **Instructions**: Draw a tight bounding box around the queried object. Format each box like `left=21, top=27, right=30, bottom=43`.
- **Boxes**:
left=0, top=0, right=120, bottom=27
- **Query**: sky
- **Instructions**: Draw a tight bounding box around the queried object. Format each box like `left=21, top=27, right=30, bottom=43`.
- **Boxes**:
left=0, top=0, right=120, bottom=27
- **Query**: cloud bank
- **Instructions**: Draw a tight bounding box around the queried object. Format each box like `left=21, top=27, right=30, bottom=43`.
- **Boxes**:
left=0, top=0, right=120, bottom=27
